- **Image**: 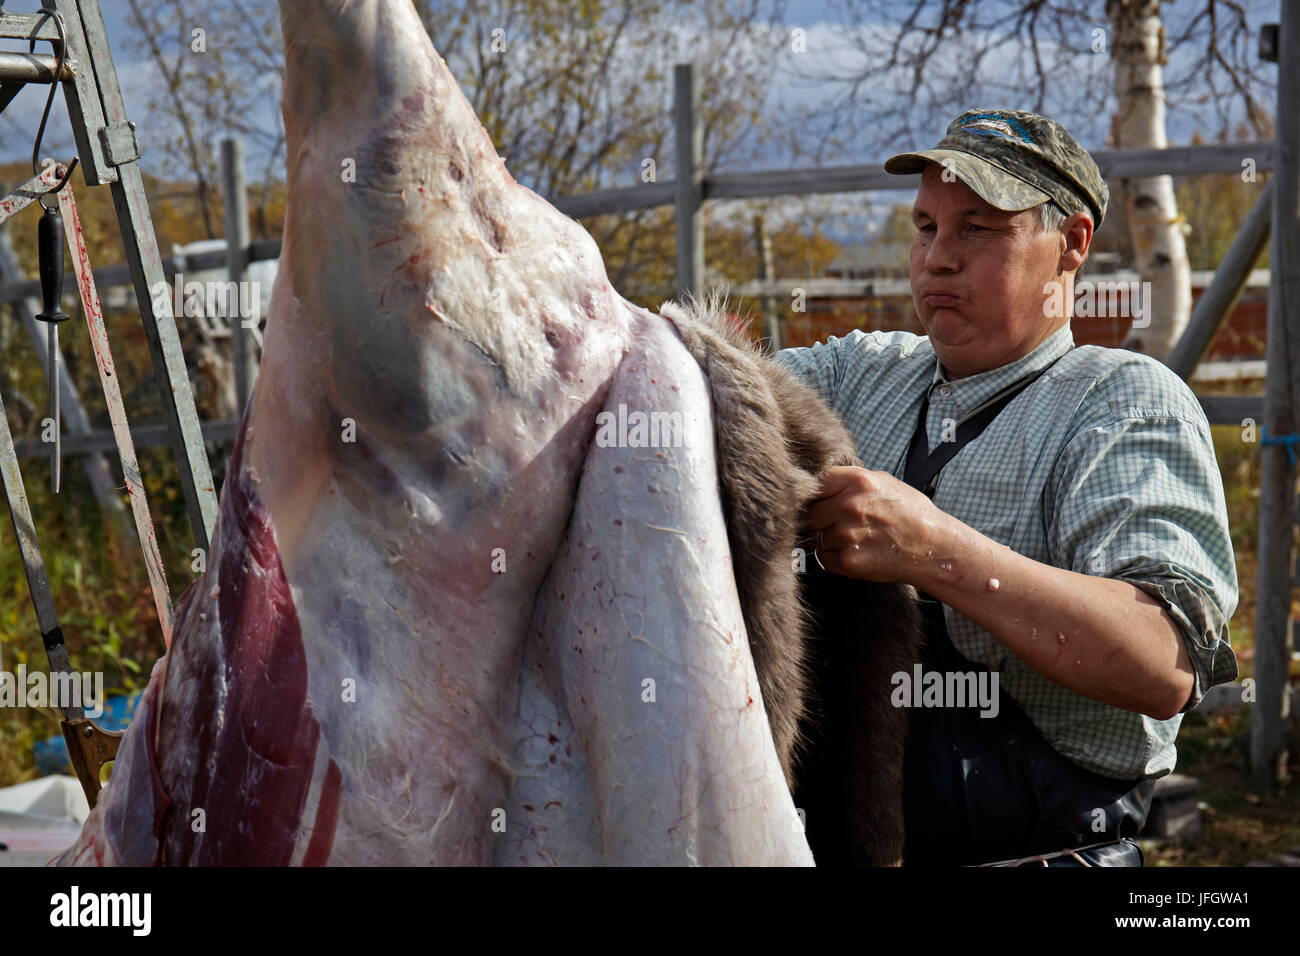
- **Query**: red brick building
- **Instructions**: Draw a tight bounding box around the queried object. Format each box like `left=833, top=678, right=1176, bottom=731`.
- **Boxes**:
left=759, top=272, right=1269, bottom=363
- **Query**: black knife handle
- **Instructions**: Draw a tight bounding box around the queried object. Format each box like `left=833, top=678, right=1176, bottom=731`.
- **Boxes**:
left=36, top=205, right=70, bottom=324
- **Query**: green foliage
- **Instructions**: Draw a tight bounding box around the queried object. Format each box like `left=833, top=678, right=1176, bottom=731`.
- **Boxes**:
left=1209, top=421, right=1265, bottom=656
left=1177, top=173, right=1272, bottom=274
left=0, top=162, right=210, bottom=787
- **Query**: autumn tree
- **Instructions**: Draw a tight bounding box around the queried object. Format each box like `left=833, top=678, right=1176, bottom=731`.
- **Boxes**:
left=419, top=0, right=792, bottom=300
left=1177, top=125, right=1274, bottom=272
left=800, top=0, right=1275, bottom=359
left=117, top=1, right=791, bottom=299
left=122, top=0, right=286, bottom=238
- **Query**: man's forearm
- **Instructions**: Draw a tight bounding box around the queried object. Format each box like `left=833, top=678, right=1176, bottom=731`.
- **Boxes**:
left=910, top=512, right=1195, bottom=720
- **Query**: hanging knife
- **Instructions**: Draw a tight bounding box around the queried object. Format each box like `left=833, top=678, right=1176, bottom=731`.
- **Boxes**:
left=35, top=199, right=70, bottom=493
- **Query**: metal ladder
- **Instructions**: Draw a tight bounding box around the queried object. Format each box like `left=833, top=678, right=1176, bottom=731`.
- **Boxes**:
left=0, top=0, right=218, bottom=553
left=0, top=1, right=219, bottom=807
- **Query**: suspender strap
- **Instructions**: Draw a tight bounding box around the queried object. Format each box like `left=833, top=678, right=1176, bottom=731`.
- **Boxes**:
left=904, top=349, right=1071, bottom=498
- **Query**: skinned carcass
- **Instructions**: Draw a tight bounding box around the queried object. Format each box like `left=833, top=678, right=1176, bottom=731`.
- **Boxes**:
left=55, top=0, right=920, bottom=866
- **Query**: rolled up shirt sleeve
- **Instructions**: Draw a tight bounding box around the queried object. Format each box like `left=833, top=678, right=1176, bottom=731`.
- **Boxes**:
left=1044, top=405, right=1240, bottom=712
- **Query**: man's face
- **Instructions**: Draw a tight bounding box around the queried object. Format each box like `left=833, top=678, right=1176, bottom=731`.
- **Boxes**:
left=909, top=164, right=1067, bottom=379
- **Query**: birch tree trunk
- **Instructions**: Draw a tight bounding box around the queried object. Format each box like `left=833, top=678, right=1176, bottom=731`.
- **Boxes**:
left=1107, top=0, right=1192, bottom=359
left=191, top=337, right=238, bottom=424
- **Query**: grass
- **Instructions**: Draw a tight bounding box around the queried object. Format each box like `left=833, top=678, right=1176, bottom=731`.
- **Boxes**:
left=1138, top=381, right=1300, bottom=865
left=0, top=442, right=209, bottom=788
left=1144, top=708, right=1300, bottom=865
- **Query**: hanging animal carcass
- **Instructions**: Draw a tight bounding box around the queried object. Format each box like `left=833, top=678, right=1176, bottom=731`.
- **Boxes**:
left=55, top=0, right=921, bottom=867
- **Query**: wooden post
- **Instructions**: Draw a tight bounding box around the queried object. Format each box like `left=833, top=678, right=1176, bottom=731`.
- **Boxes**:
left=1251, top=2, right=1300, bottom=788
left=674, top=64, right=703, bottom=303
left=222, top=138, right=256, bottom=419
left=1165, top=179, right=1273, bottom=380
left=752, top=212, right=781, bottom=351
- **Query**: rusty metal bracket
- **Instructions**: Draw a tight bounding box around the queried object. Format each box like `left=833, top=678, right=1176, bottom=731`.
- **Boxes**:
left=61, top=717, right=123, bottom=809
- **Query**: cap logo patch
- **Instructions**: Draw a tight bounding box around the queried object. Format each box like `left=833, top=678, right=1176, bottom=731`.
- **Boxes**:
left=959, top=112, right=1033, bottom=143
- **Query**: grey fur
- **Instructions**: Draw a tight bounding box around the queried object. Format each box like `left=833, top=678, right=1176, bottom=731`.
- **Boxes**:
left=658, top=295, right=925, bottom=865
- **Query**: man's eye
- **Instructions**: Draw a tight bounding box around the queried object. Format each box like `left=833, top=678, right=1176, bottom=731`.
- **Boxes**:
left=917, top=223, right=935, bottom=233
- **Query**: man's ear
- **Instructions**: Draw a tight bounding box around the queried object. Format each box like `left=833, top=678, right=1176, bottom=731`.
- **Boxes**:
left=1059, top=213, right=1093, bottom=273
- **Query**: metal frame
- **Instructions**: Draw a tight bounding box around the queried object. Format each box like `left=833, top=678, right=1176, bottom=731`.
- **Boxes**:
left=1251, top=4, right=1299, bottom=787
left=0, top=22, right=1291, bottom=783
left=0, top=1, right=218, bottom=554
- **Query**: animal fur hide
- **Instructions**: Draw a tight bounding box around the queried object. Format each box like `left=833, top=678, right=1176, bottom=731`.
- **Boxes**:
left=659, top=298, right=925, bottom=866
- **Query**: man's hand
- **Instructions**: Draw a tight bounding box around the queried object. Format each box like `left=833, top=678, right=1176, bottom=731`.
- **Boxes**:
left=803, top=466, right=1195, bottom=720
left=805, top=466, right=949, bottom=582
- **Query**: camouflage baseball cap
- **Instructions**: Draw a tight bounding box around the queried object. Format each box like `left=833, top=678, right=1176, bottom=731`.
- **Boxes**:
left=884, top=109, right=1108, bottom=227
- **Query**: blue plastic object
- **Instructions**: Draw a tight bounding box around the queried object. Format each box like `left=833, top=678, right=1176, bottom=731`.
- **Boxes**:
left=34, top=691, right=144, bottom=777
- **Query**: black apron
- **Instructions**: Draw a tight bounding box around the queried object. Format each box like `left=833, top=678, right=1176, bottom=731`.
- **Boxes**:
left=899, top=353, right=1154, bottom=866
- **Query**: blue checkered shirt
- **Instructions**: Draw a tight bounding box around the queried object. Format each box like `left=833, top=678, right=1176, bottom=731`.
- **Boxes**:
left=774, top=322, right=1239, bottom=779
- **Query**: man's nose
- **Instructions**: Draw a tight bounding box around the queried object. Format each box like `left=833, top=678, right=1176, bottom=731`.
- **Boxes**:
left=923, top=226, right=961, bottom=273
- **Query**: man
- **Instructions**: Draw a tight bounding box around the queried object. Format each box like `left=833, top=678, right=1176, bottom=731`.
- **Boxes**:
left=774, top=109, right=1239, bottom=867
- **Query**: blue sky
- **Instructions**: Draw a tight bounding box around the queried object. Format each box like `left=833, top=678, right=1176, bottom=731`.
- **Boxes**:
left=3, top=1, right=1281, bottom=159
left=1, top=2, right=139, bottom=167
left=0, top=0, right=1281, bottom=242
